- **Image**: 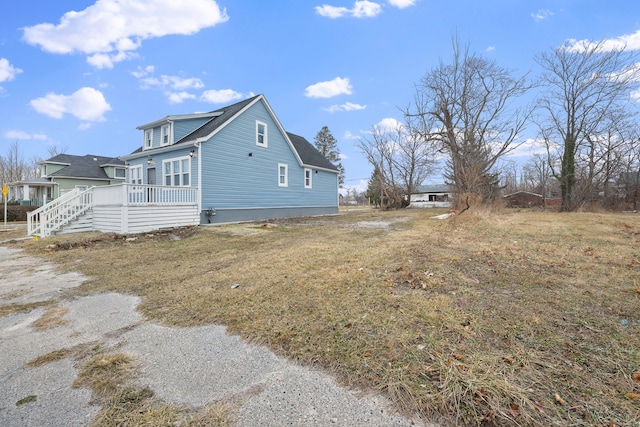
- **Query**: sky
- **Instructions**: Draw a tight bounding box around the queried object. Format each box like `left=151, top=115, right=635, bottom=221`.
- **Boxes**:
left=2, top=0, right=640, bottom=193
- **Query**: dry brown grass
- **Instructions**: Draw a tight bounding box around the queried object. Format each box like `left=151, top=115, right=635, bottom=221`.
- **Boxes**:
left=16, top=209, right=640, bottom=426
left=31, top=305, right=69, bottom=330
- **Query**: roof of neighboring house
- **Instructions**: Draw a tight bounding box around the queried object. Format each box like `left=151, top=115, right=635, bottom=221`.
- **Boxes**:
left=413, top=184, right=451, bottom=194
left=503, top=191, right=543, bottom=198
left=43, top=154, right=125, bottom=180
left=286, top=132, right=338, bottom=171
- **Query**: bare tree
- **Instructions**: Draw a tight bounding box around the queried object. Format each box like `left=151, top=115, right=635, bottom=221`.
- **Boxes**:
left=536, top=40, right=639, bottom=211
left=407, top=37, right=532, bottom=207
left=0, top=141, right=36, bottom=184
left=359, top=119, right=437, bottom=209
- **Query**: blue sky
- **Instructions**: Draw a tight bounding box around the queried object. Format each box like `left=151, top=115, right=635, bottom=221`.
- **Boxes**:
left=1, top=0, right=640, bottom=192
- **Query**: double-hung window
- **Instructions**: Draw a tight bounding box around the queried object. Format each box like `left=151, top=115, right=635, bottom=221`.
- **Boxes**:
left=161, top=124, right=171, bottom=146
left=256, top=121, right=267, bottom=147
left=304, top=168, right=312, bottom=189
left=278, top=163, right=288, bottom=187
left=163, top=157, right=190, bottom=186
left=128, top=165, right=143, bottom=184
left=144, top=129, right=153, bottom=149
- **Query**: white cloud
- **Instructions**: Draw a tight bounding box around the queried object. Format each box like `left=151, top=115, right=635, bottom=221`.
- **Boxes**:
left=132, top=65, right=155, bottom=79
left=30, top=87, right=111, bottom=121
left=0, top=58, right=22, bottom=83
left=305, top=77, right=352, bottom=98
left=4, top=130, right=47, bottom=140
left=132, top=66, right=205, bottom=103
left=388, top=0, right=415, bottom=8
left=343, top=130, right=361, bottom=140
left=486, top=46, right=496, bottom=52
left=315, top=5, right=350, bottom=18
left=140, top=75, right=205, bottom=91
left=199, top=89, right=244, bottom=104
left=324, top=102, right=367, bottom=112
left=504, top=138, right=548, bottom=158
left=168, top=91, right=197, bottom=104
left=531, top=9, right=553, bottom=22
left=567, top=29, right=640, bottom=53
left=22, top=0, right=229, bottom=68
left=315, top=1, right=382, bottom=18
left=375, top=117, right=403, bottom=133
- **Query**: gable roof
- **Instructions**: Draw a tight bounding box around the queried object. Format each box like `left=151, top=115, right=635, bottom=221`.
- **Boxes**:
left=124, top=94, right=339, bottom=172
left=175, top=95, right=261, bottom=144
left=43, top=154, right=125, bottom=180
left=286, top=132, right=338, bottom=171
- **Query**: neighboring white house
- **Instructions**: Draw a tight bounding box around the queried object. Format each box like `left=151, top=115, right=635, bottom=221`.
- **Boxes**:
left=408, top=184, right=452, bottom=208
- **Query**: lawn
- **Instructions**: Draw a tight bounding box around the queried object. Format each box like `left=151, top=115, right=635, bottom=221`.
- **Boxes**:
left=12, top=208, right=640, bottom=426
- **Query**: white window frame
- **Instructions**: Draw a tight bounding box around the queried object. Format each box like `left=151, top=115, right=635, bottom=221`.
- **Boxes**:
left=114, top=168, right=126, bottom=179
left=144, top=129, right=153, bottom=149
left=256, top=121, right=268, bottom=147
left=304, top=168, right=312, bottom=189
left=278, top=163, right=288, bottom=187
left=161, top=124, right=171, bottom=146
left=162, top=156, right=191, bottom=187
left=128, top=165, right=143, bottom=184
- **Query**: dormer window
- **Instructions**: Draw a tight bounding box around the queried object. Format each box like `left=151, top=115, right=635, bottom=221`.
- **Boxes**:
left=161, top=124, right=171, bottom=146
left=144, top=129, right=153, bottom=149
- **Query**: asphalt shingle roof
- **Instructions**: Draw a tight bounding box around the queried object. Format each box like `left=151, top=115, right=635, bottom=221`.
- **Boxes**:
left=46, top=154, right=125, bottom=179
left=286, top=132, right=338, bottom=171
left=128, top=94, right=338, bottom=172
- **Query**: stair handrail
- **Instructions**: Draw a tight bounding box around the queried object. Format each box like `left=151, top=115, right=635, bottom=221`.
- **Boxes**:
left=27, top=187, right=94, bottom=237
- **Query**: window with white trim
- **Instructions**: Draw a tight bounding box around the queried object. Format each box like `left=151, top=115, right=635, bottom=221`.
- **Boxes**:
left=304, top=168, right=312, bottom=189
left=128, top=165, right=143, bottom=184
left=163, top=156, right=190, bottom=186
left=256, top=121, right=267, bottom=147
left=278, top=163, right=288, bottom=187
left=144, top=129, right=153, bottom=149
left=115, top=168, right=126, bottom=178
left=161, top=124, right=171, bottom=146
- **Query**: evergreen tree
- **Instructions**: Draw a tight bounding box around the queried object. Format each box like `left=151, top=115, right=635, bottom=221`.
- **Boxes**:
left=314, top=126, right=345, bottom=186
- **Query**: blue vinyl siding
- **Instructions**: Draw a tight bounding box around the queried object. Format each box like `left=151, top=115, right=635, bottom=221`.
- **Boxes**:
left=174, top=118, right=211, bottom=142
left=200, top=99, right=337, bottom=211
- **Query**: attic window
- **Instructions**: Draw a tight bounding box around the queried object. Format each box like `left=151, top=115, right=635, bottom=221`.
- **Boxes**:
left=161, top=124, right=171, bottom=146
left=256, top=121, right=267, bottom=147
left=115, top=168, right=126, bottom=178
left=144, top=129, right=153, bottom=149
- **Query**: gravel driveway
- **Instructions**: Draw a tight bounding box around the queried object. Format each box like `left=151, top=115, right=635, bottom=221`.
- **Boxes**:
left=0, top=246, right=434, bottom=426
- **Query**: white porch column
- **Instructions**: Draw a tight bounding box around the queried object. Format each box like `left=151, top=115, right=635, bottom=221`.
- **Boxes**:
left=22, top=184, right=30, bottom=203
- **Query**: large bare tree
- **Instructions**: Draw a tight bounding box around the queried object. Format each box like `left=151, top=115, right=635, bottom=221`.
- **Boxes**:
left=536, top=40, right=639, bottom=211
left=407, top=38, right=532, bottom=207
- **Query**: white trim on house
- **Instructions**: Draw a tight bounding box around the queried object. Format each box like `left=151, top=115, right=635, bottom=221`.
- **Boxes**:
left=136, top=112, right=221, bottom=130
left=144, top=129, right=153, bottom=150
left=278, top=163, right=288, bottom=187
left=162, top=156, right=191, bottom=186
left=161, top=123, right=171, bottom=146
left=304, top=168, right=312, bottom=189
left=256, top=120, right=268, bottom=147
left=128, top=165, right=143, bottom=184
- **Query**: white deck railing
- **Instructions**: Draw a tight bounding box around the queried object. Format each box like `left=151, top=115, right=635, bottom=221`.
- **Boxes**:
left=27, top=184, right=199, bottom=237
left=27, top=188, right=93, bottom=237
left=92, top=183, right=198, bottom=206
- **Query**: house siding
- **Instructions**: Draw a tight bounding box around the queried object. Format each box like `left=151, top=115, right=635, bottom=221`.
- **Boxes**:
left=200, top=99, right=338, bottom=216
left=174, top=118, right=211, bottom=141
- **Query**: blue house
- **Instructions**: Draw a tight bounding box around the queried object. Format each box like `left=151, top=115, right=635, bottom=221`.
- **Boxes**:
left=28, top=94, right=339, bottom=237
left=121, top=93, right=339, bottom=224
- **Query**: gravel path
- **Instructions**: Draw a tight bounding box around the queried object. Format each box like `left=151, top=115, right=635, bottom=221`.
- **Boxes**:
left=0, top=246, right=435, bottom=426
